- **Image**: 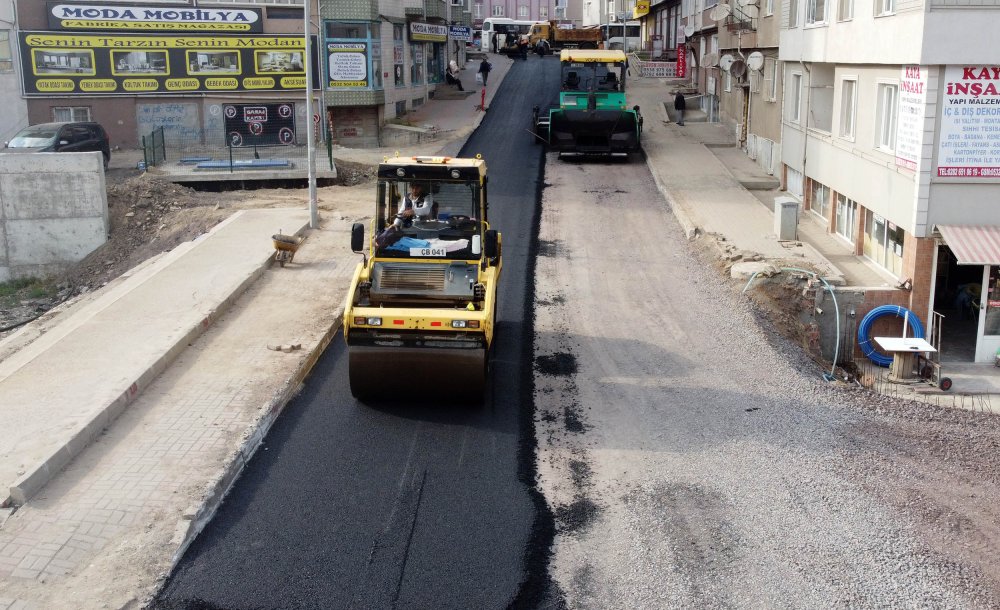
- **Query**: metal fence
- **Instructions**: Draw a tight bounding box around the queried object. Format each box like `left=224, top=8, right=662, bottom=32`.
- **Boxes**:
left=141, top=102, right=332, bottom=173
left=142, top=126, right=166, bottom=168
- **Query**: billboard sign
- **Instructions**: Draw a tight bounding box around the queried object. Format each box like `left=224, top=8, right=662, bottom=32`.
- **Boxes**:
left=46, top=2, right=263, bottom=33
left=938, top=65, right=1000, bottom=178
left=19, top=31, right=306, bottom=96
left=224, top=103, right=296, bottom=148
left=895, top=65, right=927, bottom=172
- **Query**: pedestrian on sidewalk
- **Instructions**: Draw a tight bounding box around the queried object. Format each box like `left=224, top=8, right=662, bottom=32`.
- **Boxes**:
left=674, top=91, right=686, bottom=126
left=478, top=57, right=493, bottom=86
left=447, top=60, right=464, bottom=91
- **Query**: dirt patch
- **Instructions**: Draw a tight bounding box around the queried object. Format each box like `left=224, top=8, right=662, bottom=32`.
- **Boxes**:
left=0, top=165, right=376, bottom=336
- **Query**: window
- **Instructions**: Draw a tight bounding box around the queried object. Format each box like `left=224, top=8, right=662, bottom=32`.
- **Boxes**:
left=835, top=194, right=858, bottom=243
left=723, top=69, right=732, bottom=92
left=519, top=5, right=528, bottom=16
left=749, top=70, right=760, bottom=94
left=876, top=0, right=894, bottom=15
left=53, top=107, right=92, bottom=122
left=410, top=43, right=424, bottom=84
left=806, top=0, right=826, bottom=24
left=394, top=25, right=405, bottom=87
left=863, top=210, right=904, bottom=276
left=493, top=5, right=504, bottom=15
left=789, top=72, right=802, bottom=123
left=764, top=58, right=778, bottom=102
left=475, top=3, right=482, bottom=17
left=0, top=30, right=12, bottom=72
left=788, top=0, right=799, bottom=26
left=876, top=83, right=898, bottom=151
left=326, top=23, right=366, bottom=38
left=267, top=8, right=303, bottom=18
left=837, top=0, right=853, bottom=20
left=839, top=78, right=856, bottom=139
left=810, top=180, right=830, bottom=220
left=765, top=0, right=774, bottom=15
left=540, top=6, right=548, bottom=17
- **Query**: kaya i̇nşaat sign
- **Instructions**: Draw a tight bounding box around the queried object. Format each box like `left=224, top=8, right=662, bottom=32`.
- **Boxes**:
left=938, top=65, right=1000, bottom=178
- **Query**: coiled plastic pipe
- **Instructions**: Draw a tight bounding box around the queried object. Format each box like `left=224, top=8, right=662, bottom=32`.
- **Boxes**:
left=857, top=305, right=925, bottom=367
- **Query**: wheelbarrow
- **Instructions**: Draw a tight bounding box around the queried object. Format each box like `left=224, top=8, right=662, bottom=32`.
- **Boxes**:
left=272, top=232, right=303, bottom=267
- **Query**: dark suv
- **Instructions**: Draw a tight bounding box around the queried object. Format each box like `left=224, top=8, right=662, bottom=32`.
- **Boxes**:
left=4, top=122, right=111, bottom=169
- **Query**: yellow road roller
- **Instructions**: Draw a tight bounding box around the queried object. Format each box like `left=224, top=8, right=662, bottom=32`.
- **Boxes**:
left=344, top=155, right=502, bottom=402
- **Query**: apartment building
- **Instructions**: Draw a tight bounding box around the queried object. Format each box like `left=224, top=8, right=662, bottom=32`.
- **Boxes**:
left=322, top=0, right=474, bottom=147
left=780, top=0, right=1000, bottom=362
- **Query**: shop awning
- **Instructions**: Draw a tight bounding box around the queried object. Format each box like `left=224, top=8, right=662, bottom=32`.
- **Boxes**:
left=936, top=224, right=1000, bottom=265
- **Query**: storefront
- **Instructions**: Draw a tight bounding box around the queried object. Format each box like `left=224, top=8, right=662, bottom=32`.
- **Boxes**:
left=934, top=225, right=1000, bottom=363
left=16, top=2, right=310, bottom=149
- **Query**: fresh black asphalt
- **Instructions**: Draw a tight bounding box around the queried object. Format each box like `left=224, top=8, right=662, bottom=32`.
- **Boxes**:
left=153, top=56, right=564, bottom=610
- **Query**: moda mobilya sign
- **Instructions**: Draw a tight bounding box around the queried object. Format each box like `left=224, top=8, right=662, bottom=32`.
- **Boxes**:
left=46, top=2, right=264, bottom=33
left=410, top=22, right=447, bottom=43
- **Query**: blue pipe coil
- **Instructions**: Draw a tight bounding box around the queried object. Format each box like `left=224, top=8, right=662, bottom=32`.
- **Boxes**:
left=857, top=305, right=925, bottom=367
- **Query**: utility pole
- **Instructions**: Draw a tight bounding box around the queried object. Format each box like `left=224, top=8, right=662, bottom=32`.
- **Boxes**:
left=304, top=0, right=318, bottom=229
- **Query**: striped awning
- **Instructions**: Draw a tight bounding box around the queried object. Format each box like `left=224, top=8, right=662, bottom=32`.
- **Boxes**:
left=936, top=225, right=1000, bottom=265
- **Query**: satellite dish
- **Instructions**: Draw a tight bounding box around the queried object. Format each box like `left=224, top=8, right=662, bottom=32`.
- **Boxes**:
left=730, top=59, right=747, bottom=78
left=683, top=24, right=695, bottom=37
left=703, top=52, right=719, bottom=67
left=719, top=54, right=735, bottom=72
left=747, top=51, right=765, bottom=71
left=708, top=3, right=732, bottom=20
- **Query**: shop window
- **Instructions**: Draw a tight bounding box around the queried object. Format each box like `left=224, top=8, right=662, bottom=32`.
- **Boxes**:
left=985, top=267, right=1000, bottom=336
left=410, top=43, right=424, bottom=85
left=267, top=8, right=303, bottom=19
left=370, top=41, right=383, bottom=89
left=53, top=106, right=92, bottom=122
left=835, top=193, right=857, bottom=243
left=426, top=43, right=443, bottom=85
left=862, top=218, right=903, bottom=276
left=327, top=23, right=367, bottom=39
left=810, top=180, right=830, bottom=221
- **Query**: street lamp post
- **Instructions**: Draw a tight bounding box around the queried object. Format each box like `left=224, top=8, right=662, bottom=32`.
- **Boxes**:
left=304, top=0, right=318, bottom=229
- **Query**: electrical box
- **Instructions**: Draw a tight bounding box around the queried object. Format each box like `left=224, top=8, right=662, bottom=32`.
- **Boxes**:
left=774, top=196, right=799, bottom=241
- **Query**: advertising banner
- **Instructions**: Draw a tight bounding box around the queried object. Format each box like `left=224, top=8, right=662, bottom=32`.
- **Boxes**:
left=677, top=44, right=686, bottom=78
left=938, top=65, right=1000, bottom=178
left=19, top=31, right=305, bottom=96
left=410, top=22, right=448, bottom=43
left=223, top=103, right=296, bottom=148
left=895, top=65, right=927, bottom=172
left=46, top=2, right=263, bottom=33
left=327, top=42, right=368, bottom=88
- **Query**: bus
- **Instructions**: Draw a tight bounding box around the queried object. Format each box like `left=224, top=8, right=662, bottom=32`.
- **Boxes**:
left=600, top=21, right=641, bottom=52
left=481, top=18, right=541, bottom=53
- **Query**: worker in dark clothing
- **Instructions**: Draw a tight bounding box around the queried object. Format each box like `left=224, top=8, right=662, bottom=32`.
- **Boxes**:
left=674, top=91, right=686, bottom=126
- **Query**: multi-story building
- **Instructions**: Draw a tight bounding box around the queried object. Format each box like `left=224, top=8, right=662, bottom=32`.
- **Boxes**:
left=13, top=0, right=317, bottom=150
left=780, top=0, right=1000, bottom=362
left=0, top=3, right=28, bottom=144
left=322, top=0, right=474, bottom=147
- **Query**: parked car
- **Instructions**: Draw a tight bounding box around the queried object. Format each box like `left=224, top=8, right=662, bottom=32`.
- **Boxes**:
left=4, top=122, right=111, bottom=169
